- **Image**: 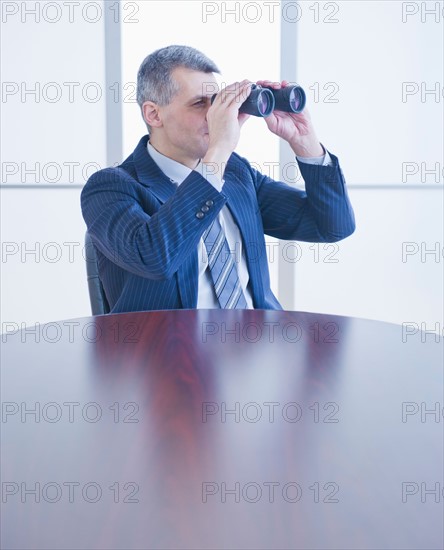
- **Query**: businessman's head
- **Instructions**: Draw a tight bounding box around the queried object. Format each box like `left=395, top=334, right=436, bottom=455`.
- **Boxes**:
left=137, top=45, right=220, bottom=167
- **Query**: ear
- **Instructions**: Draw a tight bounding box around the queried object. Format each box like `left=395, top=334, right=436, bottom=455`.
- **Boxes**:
left=142, top=101, right=163, bottom=128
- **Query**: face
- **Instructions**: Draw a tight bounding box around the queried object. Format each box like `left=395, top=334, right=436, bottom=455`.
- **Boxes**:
left=144, top=67, right=219, bottom=168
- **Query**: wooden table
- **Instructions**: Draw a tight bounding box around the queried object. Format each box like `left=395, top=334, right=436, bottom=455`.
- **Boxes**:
left=1, top=310, right=443, bottom=549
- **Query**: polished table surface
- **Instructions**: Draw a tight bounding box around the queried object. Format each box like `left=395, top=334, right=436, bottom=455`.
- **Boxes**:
left=1, top=309, right=443, bottom=549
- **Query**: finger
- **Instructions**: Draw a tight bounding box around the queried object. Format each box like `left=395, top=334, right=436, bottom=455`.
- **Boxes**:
left=237, top=81, right=253, bottom=100
left=257, top=80, right=281, bottom=89
left=215, top=80, right=244, bottom=103
left=238, top=113, right=251, bottom=127
left=223, top=81, right=252, bottom=109
left=220, top=79, right=249, bottom=94
left=217, top=80, right=251, bottom=105
left=262, top=112, right=276, bottom=127
left=216, top=81, right=239, bottom=104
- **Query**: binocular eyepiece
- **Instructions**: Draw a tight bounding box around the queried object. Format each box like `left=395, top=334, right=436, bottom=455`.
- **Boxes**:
left=210, top=84, right=306, bottom=117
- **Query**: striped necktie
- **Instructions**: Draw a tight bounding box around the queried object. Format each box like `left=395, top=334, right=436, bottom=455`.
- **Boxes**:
left=203, top=217, right=247, bottom=309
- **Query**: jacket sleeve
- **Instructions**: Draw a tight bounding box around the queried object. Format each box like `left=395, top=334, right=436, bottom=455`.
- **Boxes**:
left=80, top=167, right=226, bottom=280
left=240, top=151, right=356, bottom=242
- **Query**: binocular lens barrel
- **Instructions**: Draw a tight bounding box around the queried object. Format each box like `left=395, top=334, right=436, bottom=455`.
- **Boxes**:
left=271, top=85, right=306, bottom=113
left=240, top=85, right=275, bottom=116
left=210, top=84, right=306, bottom=118
left=210, top=85, right=274, bottom=117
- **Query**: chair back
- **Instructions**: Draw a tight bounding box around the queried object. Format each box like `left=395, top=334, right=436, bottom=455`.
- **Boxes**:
left=85, top=232, right=110, bottom=315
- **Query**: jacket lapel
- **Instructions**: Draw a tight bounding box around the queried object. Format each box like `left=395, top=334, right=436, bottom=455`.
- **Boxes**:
left=132, top=135, right=198, bottom=308
left=133, top=135, right=178, bottom=203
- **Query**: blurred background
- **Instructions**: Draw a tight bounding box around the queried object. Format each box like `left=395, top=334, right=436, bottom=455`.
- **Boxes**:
left=1, top=0, right=443, bottom=331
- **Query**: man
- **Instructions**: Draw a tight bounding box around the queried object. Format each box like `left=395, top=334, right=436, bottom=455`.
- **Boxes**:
left=81, top=45, right=355, bottom=313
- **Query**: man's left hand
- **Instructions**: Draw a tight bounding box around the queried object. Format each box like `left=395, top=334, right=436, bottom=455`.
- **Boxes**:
left=256, top=80, right=324, bottom=158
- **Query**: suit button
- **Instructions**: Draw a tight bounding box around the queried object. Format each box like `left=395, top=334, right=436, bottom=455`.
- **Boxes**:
left=201, top=205, right=210, bottom=213
left=205, top=200, right=214, bottom=207
left=196, top=212, right=205, bottom=219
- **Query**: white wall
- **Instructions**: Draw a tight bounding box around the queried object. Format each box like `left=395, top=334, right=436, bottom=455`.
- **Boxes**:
left=292, top=0, right=443, bottom=329
left=1, top=0, right=106, bottom=327
left=1, top=1, right=443, bottom=332
left=293, top=187, right=443, bottom=328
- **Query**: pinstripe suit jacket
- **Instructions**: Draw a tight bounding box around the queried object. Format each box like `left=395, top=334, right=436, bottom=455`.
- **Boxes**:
left=80, top=135, right=355, bottom=313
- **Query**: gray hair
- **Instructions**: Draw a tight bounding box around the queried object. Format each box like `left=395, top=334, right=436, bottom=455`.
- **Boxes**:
left=137, top=45, right=220, bottom=127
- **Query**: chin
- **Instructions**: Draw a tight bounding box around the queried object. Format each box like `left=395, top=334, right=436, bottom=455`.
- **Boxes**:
left=198, top=142, right=209, bottom=159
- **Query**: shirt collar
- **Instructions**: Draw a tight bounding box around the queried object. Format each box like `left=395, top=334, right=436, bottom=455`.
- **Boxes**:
left=147, top=141, right=200, bottom=186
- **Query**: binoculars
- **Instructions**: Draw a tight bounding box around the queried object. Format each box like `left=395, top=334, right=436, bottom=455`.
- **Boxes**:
left=210, top=84, right=306, bottom=117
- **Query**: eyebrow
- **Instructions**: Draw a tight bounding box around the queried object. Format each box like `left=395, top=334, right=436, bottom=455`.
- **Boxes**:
left=188, top=95, right=211, bottom=104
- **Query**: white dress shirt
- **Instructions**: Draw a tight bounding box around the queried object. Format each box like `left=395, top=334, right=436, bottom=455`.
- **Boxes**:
left=147, top=141, right=330, bottom=308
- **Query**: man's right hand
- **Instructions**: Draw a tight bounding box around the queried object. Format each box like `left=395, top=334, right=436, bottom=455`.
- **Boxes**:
left=202, top=80, right=252, bottom=171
